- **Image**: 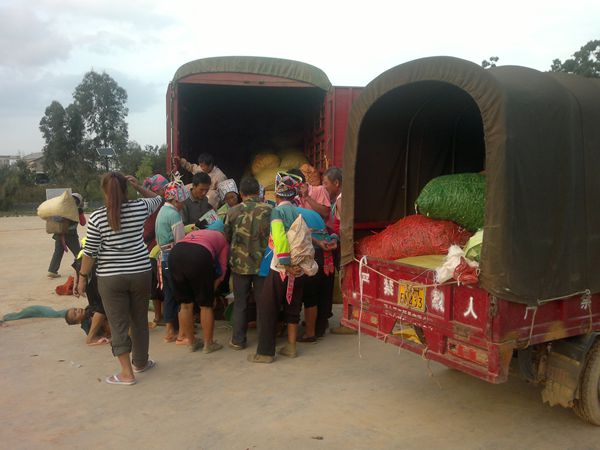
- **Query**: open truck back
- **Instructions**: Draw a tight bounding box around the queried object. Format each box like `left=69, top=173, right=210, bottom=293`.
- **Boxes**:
left=339, top=56, right=600, bottom=424
left=165, top=56, right=362, bottom=179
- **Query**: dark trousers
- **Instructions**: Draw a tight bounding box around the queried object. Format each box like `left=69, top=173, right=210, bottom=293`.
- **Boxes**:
left=161, top=251, right=179, bottom=323
left=303, top=248, right=335, bottom=336
left=256, top=269, right=304, bottom=357
left=48, top=233, right=81, bottom=274
left=232, top=273, right=264, bottom=345
left=97, top=271, right=151, bottom=367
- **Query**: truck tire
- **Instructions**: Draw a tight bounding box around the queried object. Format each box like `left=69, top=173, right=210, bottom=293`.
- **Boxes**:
left=573, top=340, right=600, bottom=425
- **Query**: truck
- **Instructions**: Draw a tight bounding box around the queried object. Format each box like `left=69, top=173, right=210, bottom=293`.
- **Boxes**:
left=339, top=56, right=600, bottom=425
left=165, top=56, right=362, bottom=179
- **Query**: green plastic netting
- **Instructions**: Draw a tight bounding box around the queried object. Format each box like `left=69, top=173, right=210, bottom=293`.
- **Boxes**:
left=415, top=173, right=485, bottom=231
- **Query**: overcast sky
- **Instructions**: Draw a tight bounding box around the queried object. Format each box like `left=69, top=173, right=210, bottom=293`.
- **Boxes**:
left=1, top=0, right=598, bottom=155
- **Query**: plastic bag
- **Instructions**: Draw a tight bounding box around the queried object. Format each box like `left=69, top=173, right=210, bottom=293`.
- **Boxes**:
left=415, top=173, right=485, bottom=231
left=271, top=214, right=318, bottom=276
left=464, top=229, right=484, bottom=261
left=356, top=215, right=472, bottom=261
left=453, top=257, right=479, bottom=284
left=435, top=245, right=466, bottom=283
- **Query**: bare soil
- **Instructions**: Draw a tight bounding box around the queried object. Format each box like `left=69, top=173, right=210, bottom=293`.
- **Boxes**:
left=1, top=216, right=599, bottom=449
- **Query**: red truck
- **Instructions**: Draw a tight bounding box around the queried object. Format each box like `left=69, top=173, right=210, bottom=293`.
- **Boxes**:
left=340, top=56, right=600, bottom=425
left=165, top=56, right=362, bottom=177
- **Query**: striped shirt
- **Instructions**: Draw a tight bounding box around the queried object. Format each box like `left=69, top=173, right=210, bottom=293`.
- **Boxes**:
left=84, top=197, right=163, bottom=277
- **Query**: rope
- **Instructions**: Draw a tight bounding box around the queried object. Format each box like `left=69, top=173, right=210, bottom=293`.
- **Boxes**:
left=357, top=255, right=367, bottom=359
left=537, top=289, right=591, bottom=304
left=525, top=306, right=539, bottom=348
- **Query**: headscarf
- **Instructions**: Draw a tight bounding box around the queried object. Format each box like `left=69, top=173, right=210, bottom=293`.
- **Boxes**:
left=217, top=179, right=238, bottom=201
left=274, top=171, right=302, bottom=198
left=143, top=174, right=169, bottom=192
left=164, top=173, right=190, bottom=202
left=71, top=193, right=83, bottom=206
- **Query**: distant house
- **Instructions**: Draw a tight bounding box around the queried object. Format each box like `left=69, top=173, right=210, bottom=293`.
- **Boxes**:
left=22, top=152, right=45, bottom=173
left=0, top=155, right=20, bottom=168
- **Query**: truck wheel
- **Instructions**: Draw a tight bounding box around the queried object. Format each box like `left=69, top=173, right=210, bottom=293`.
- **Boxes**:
left=573, top=340, right=600, bottom=425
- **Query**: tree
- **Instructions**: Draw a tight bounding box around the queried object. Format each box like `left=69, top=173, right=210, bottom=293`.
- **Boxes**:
left=73, top=71, right=129, bottom=154
left=550, top=40, right=600, bottom=78
left=39, top=101, right=68, bottom=178
left=481, top=56, right=499, bottom=69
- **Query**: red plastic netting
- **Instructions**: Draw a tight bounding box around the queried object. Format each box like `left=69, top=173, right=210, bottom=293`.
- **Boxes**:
left=356, top=214, right=473, bottom=260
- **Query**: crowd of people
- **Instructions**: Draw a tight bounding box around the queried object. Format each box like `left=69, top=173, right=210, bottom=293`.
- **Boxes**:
left=54, top=153, right=348, bottom=385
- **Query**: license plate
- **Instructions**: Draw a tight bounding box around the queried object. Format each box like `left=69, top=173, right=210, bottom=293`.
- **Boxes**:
left=398, top=283, right=426, bottom=312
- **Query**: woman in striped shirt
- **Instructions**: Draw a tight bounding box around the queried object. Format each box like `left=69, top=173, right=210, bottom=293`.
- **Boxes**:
left=75, top=172, right=162, bottom=386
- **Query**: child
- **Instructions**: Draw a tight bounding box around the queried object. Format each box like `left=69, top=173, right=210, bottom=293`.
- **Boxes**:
left=217, top=179, right=240, bottom=221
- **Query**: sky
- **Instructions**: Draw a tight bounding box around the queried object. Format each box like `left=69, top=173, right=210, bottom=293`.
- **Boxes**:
left=1, top=0, right=598, bottom=155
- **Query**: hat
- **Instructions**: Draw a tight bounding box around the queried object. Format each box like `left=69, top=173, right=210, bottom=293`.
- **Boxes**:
left=274, top=172, right=302, bottom=198
left=143, top=174, right=168, bottom=192
left=217, top=179, right=238, bottom=202
left=164, top=181, right=190, bottom=202
left=71, top=193, right=83, bottom=205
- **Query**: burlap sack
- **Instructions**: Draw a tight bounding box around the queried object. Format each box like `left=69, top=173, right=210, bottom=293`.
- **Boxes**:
left=278, top=150, right=308, bottom=170
left=37, top=191, right=78, bottom=222
left=251, top=153, right=280, bottom=176
left=300, top=163, right=321, bottom=186
left=255, top=167, right=280, bottom=190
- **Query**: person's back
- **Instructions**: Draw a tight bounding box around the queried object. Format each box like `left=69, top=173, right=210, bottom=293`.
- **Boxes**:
left=226, top=196, right=272, bottom=275
left=87, top=197, right=162, bottom=276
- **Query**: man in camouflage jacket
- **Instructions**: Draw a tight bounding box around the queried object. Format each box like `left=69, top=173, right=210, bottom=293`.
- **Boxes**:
left=224, top=176, right=272, bottom=349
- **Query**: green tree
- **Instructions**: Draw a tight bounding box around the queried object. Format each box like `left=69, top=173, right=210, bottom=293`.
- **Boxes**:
left=73, top=71, right=129, bottom=155
left=550, top=40, right=600, bottom=78
left=39, top=101, right=68, bottom=178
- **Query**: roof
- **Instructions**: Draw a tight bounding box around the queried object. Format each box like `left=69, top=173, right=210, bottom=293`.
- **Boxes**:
left=341, top=56, right=600, bottom=305
left=172, top=56, right=332, bottom=91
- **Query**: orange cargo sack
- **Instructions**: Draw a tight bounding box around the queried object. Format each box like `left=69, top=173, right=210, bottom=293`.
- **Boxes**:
left=356, top=214, right=472, bottom=261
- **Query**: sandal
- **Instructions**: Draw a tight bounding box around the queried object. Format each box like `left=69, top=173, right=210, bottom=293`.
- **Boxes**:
left=106, top=374, right=136, bottom=386
left=133, top=359, right=156, bottom=373
left=297, top=335, right=317, bottom=344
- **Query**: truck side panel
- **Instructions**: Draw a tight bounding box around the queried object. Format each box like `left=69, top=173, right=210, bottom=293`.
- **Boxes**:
left=342, top=259, right=600, bottom=383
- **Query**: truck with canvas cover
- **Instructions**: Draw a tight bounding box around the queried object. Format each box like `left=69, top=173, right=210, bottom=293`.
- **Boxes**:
left=165, top=56, right=361, bottom=189
left=339, top=56, right=600, bottom=424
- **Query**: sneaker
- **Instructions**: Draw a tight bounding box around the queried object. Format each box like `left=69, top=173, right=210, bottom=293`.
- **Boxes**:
left=47, top=272, right=61, bottom=279
left=228, top=340, right=246, bottom=350
left=247, top=353, right=274, bottom=364
left=203, top=342, right=223, bottom=354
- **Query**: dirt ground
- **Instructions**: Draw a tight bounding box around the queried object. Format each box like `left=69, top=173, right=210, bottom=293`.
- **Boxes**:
left=1, top=216, right=600, bottom=450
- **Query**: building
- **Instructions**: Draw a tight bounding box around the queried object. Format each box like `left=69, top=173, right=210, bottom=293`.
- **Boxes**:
left=0, top=155, right=20, bottom=168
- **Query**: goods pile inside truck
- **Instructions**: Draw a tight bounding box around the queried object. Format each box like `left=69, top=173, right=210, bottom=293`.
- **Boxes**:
left=356, top=173, right=485, bottom=266
left=356, top=214, right=472, bottom=260
left=415, top=172, right=485, bottom=231
left=250, top=150, right=318, bottom=198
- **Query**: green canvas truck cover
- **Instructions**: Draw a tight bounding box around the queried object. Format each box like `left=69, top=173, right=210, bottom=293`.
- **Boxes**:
left=341, top=56, right=600, bottom=305
left=172, top=56, right=332, bottom=91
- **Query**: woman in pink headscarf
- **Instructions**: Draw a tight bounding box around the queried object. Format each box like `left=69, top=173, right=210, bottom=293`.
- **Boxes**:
left=155, top=176, right=191, bottom=343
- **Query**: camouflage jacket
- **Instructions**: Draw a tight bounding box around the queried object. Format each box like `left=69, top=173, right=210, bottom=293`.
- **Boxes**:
left=224, top=197, right=273, bottom=275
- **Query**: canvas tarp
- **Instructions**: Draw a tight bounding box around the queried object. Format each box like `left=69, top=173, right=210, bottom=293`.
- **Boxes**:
left=172, top=56, right=332, bottom=91
left=341, top=56, right=600, bottom=305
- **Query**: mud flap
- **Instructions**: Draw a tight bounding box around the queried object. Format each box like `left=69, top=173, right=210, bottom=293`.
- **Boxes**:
left=541, top=333, right=599, bottom=408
